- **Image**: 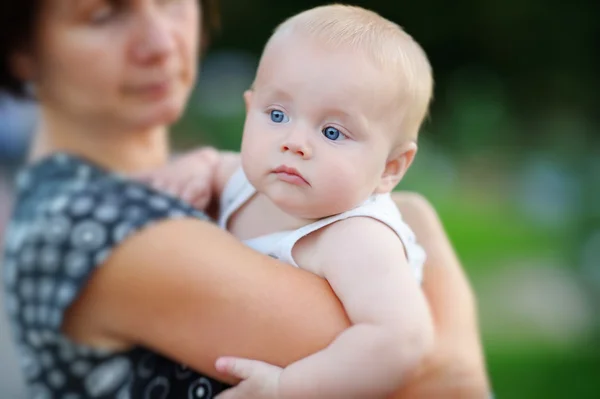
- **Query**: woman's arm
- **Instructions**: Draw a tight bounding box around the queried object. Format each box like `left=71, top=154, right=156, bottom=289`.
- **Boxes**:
left=63, top=190, right=489, bottom=394
left=63, top=218, right=350, bottom=383
left=390, top=192, right=490, bottom=398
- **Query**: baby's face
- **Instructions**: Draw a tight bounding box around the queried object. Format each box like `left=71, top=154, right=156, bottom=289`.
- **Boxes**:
left=241, top=34, right=401, bottom=219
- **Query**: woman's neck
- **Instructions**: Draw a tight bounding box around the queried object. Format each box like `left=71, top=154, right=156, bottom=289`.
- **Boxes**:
left=29, top=109, right=170, bottom=174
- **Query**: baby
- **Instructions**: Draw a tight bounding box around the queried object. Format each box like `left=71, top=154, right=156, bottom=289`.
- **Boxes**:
left=141, top=4, right=434, bottom=399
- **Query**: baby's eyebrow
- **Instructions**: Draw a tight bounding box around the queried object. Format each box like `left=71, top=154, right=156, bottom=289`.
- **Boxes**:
left=259, top=87, right=294, bottom=102
left=326, top=109, right=370, bottom=137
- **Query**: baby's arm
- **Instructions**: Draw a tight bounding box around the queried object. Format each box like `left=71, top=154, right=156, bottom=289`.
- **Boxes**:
left=275, top=217, right=434, bottom=398
left=216, top=217, right=434, bottom=399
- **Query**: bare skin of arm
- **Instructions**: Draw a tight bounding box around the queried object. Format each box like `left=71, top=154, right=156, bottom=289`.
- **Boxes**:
left=390, top=192, right=490, bottom=398
left=63, top=218, right=349, bottom=384
left=63, top=192, right=489, bottom=395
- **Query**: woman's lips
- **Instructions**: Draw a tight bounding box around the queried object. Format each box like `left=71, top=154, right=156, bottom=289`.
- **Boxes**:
left=127, top=79, right=173, bottom=100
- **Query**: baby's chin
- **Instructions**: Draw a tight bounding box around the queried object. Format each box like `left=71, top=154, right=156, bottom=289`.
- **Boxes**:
left=268, top=192, right=349, bottom=221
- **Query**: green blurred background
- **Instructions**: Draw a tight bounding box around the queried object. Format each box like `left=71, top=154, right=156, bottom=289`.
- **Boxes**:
left=173, top=0, right=600, bottom=397
left=1, top=0, right=599, bottom=397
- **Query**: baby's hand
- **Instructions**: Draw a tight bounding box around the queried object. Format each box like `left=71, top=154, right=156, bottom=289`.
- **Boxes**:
left=214, top=357, right=283, bottom=399
left=136, top=147, right=220, bottom=210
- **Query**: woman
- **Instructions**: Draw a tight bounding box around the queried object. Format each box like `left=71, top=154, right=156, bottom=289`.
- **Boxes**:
left=0, top=0, right=489, bottom=398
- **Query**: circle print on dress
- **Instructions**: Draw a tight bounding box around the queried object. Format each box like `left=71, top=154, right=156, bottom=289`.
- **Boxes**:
left=24, top=305, right=37, bottom=325
left=28, top=382, right=52, bottom=399
left=39, top=351, right=55, bottom=369
left=49, top=195, right=70, bottom=214
left=20, top=345, right=41, bottom=379
left=19, top=245, right=37, bottom=271
left=71, top=220, right=108, bottom=252
left=168, top=209, right=188, bottom=219
left=70, top=195, right=95, bottom=217
left=188, top=377, right=213, bottom=399
left=64, top=250, right=89, bottom=278
left=41, top=329, right=57, bottom=346
left=144, top=376, right=170, bottom=399
left=5, top=294, right=19, bottom=317
left=36, top=305, right=52, bottom=325
left=4, top=259, right=17, bottom=288
left=137, top=353, right=158, bottom=379
left=113, top=222, right=135, bottom=243
left=94, top=202, right=121, bottom=223
left=149, top=195, right=170, bottom=212
left=38, top=277, right=56, bottom=302
left=44, top=214, right=72, bottom=244
left=175, top=363, right=193, bottom=380
left=71, top=360, right=92, bottom=377
left=5, top=222, right=27, bottom=252
left=54, top=153, right=70, bottom=166
left=47, top=369, right=66, bottom=389
left=123, top=205, right=147, bottom=222
left=26, top=330, right=43, bottom=348
left=16, top=171, right=31, bottom=190
left=116, top=384, right=132, bottom=399
left=76, top=164, right=93, bottom=181
left=58, top=338, right=77, bottom=363
left=94, top=249, right=111, bottom=266
left=125, top=186, right=147, bottom=201
left=85, top=357, right=132, bottom=397
left=40, top=245, right=61, bottom=273
left=49, top=308, right=63, bottom=329
left=19, top=278, right=36, bottom=301
left=56, top=281, right=77, bottom=306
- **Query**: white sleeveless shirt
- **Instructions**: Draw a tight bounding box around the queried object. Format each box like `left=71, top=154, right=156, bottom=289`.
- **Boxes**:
left=219, top=168, right=426, bottom=282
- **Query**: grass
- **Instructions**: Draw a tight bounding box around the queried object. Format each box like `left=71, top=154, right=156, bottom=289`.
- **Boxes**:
left=487, top=346, right=600, bottom=399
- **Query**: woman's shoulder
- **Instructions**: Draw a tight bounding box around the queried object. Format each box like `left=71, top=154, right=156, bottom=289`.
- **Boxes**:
left=2, top=153, right=228, bottom=397
left=5, top=153, right=207, bottom=281
left=7, top=152, right=208, bottom=246
left=3, top=151, right=208, bottom=343
left=12, top=152, right=207, bottom=217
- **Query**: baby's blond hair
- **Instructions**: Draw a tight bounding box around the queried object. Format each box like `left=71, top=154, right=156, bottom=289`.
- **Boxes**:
left=265, top=4, right=433, bottom=140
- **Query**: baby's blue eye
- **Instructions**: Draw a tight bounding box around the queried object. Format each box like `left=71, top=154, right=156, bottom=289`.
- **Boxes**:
left=322, top=126, right=346, bottom=141
left=270, top=110, right=289, bottom=123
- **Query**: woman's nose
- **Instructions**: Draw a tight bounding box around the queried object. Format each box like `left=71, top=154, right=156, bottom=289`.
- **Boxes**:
left=130, top=11, right=177, bottom=65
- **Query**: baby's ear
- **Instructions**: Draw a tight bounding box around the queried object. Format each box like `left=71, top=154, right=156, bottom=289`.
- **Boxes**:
left=375, top=141, right=418, bottom=194
left=243, top=90, right=253, bottom=112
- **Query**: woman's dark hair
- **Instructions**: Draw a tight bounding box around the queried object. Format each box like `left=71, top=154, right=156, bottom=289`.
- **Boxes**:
left=0, top=0, right=220, bottom=98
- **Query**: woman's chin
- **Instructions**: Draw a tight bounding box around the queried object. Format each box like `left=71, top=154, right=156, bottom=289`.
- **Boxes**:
left=132, top=101, right=185, bottom=130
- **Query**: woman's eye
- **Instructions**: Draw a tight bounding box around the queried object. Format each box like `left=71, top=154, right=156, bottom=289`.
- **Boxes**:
left=322, top=126, right=346, bottom=141
left=158, top=0, right=185, bottom=6
left=270, top=110, right=290, bottom=123
left=90, top=5, right=115, bottom=25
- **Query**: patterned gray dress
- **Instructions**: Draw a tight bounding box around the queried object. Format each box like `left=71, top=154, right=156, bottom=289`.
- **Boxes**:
left=2, top=153, right=230, bottom=398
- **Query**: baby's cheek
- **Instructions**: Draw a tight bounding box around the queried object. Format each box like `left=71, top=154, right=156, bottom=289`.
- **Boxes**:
left=318, top=168, right=362, bottom=210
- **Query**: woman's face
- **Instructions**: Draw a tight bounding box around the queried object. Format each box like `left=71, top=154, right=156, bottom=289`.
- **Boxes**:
left=22, top=0, right=200, bottom=131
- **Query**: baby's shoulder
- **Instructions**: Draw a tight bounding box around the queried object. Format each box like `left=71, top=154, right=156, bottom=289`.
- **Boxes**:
left=294, top=216, right=404, bottom=275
